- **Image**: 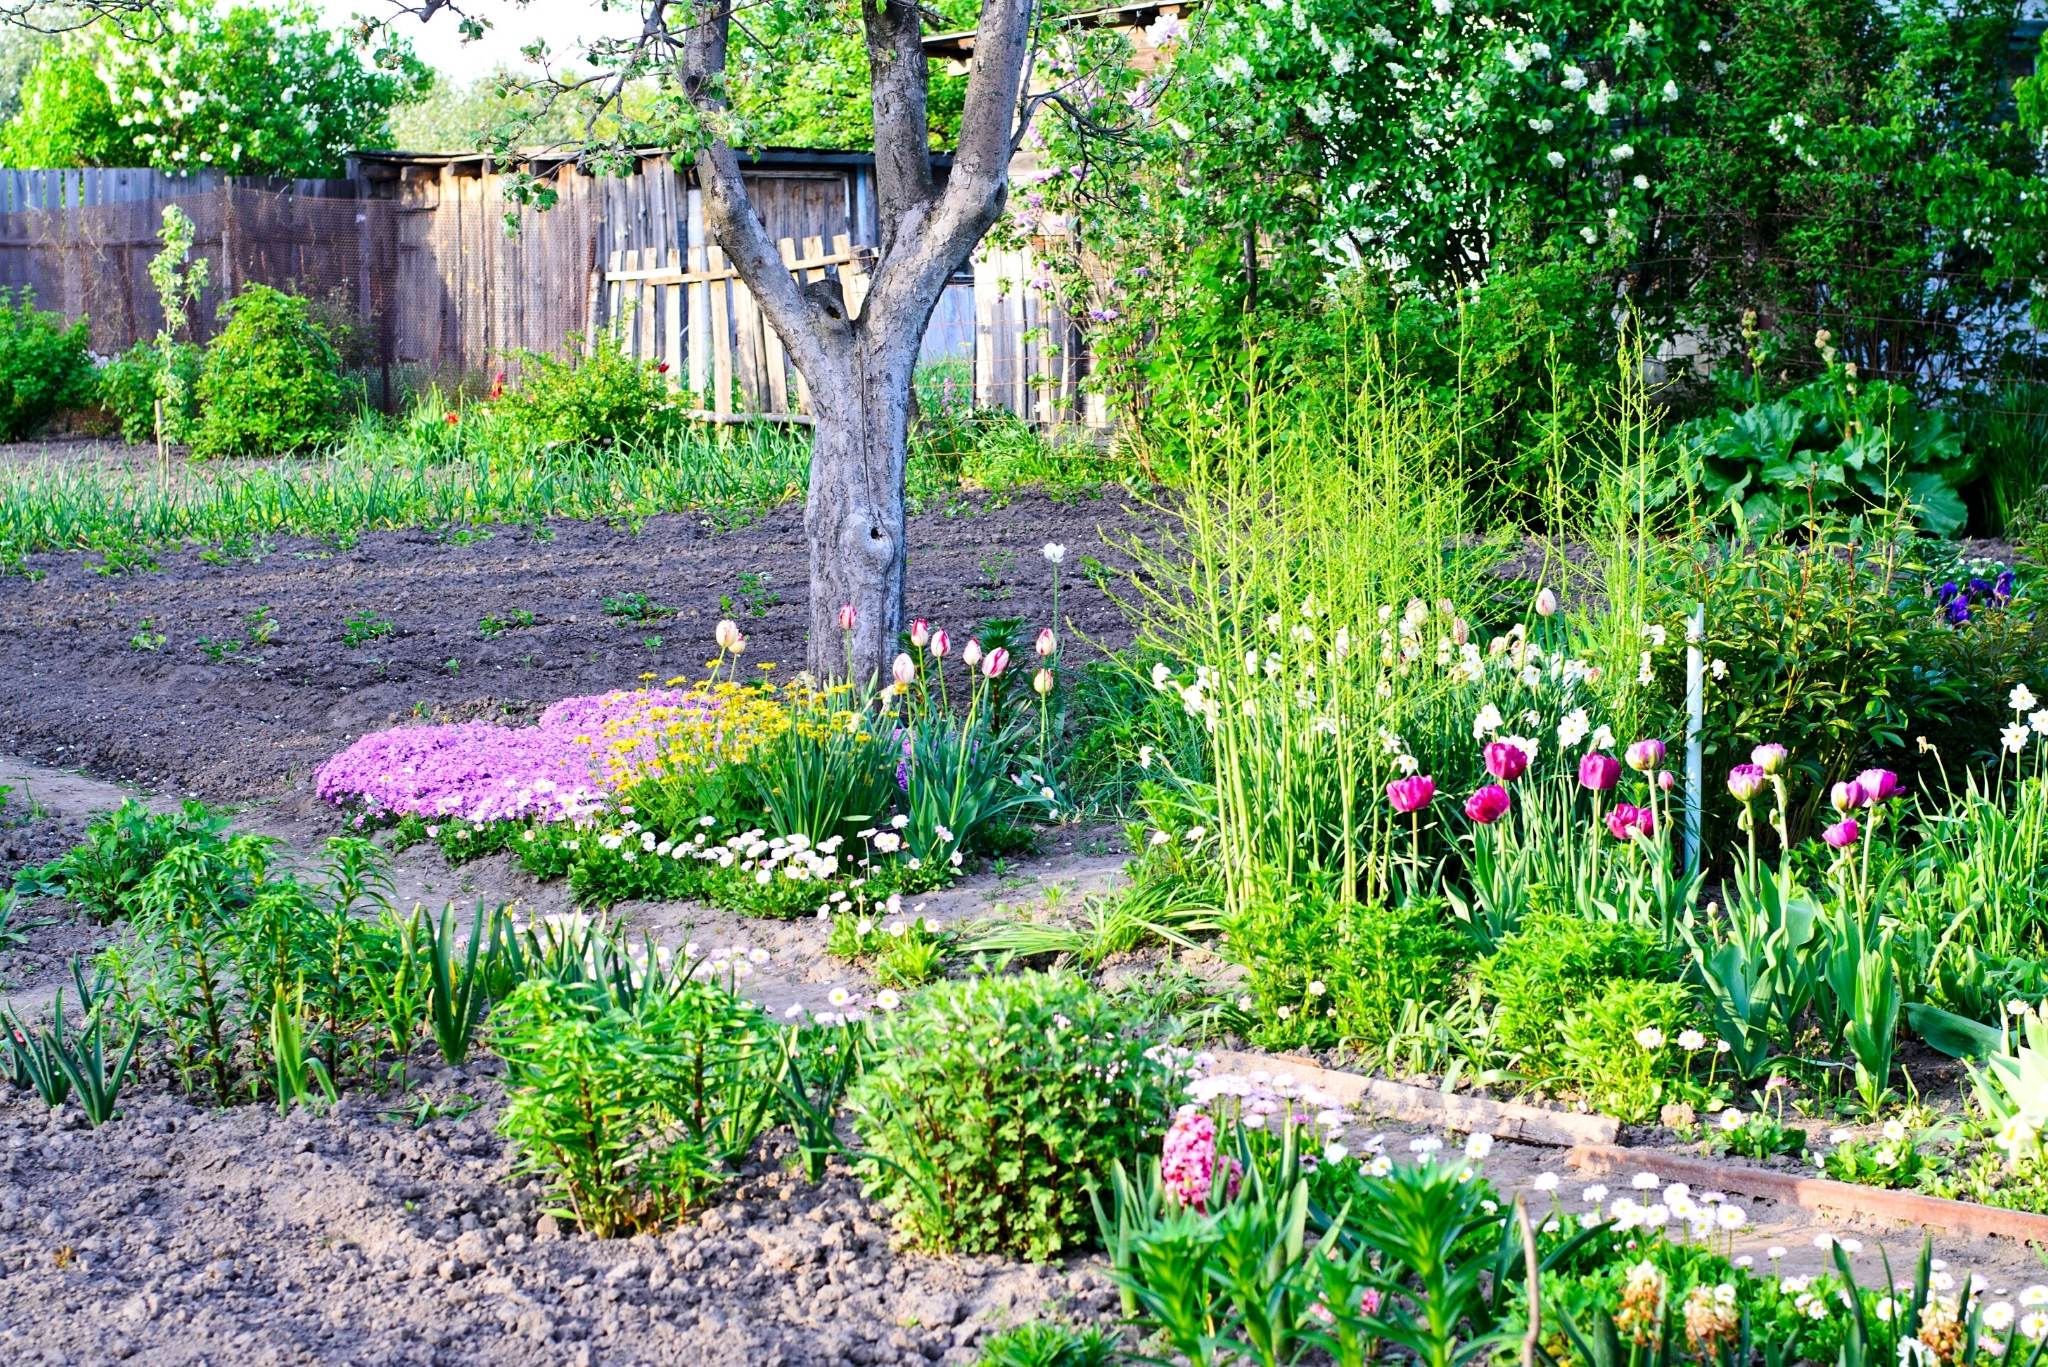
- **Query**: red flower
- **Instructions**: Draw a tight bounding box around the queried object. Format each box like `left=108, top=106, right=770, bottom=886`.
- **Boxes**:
left=444, top=412, right=460, bottom=425
left=657, top=362, right=671, bottom=374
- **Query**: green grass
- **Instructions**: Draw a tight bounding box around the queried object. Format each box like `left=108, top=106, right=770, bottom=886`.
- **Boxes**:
left=0, top=424, right=814, bottom=566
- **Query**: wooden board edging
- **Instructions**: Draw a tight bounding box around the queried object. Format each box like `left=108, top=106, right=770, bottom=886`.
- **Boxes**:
left=1205, top=1050, right=1620, bottom=1148
left=1566, top=1143, right=2048, bottom=1244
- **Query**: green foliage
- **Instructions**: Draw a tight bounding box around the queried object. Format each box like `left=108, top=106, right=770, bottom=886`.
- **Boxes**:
left=1, top=0, right=430, bottom=177
left=488, top=339, right=681, bottom=451
left=1557, top=979, right=1706, bottom=1122
left=96, top=341, right=203, bottom=444
left=847, top=970, right=1175, bottom=1260
left=1663, top=526, right=1977, bottom=845
left=1149, top=268, right=1619, bottom=516
left=491, top=966, right=777, bottom=1237
left=192, top=286, right=352, bottom=458
left=972, top=1321, right=1117, bottom=1367
left=725, top=1, right=971, bottom=150
left=1673, top=342, right=1973, bottom=534
left=17, top=798, right=229, bottom=920
left=1476, top=911, right=1680, bottom=1076
left=1228, top=882, right=1470, bottom=1056
left=0, top=288, right=94, bottom=442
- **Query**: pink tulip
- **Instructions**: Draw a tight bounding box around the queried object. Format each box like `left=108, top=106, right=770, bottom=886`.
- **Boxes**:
left=1823, top=818, right=1861, bottom=849
left=981, top=647, right=1009, bottom=678
left=1386, top=774, right=1437, bottom=814
left=1726, top=763, right=1765, bottom=802
left=1579, top=752, right=1621, bottom=792
left=909, top=618, right=931, bottom=649
left=1605, top=803, right=1655, bottom=842
left=1464, top=784, right=1512, bottom=824
left=1625, top=738, right=1666, bottom=773
left=837, top=603, right=858, bottom=632
left=1036, top=628, right=1057, bottom=657
left=929, top=629, right=950, bottom=658
left=1483, top=740, right=1529, bottom=783
left=1855, top=768, right=1900, bottom=803
left=1751, top=743, right=1789, bottom=775
left=1535, top=587, right=1559, bottom=617
left=1830, top=779, right=1867, bottom=814
left=1657, top=769, right=1676, bottom=793
left=891, top=653, right=916, bottom=688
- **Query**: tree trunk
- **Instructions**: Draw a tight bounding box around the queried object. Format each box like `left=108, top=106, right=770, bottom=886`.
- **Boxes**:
left=804, top=329, right=919, bottom=684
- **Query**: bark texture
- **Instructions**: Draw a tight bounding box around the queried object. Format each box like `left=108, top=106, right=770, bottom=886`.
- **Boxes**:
left=682, top=0, right=1038, bottom=684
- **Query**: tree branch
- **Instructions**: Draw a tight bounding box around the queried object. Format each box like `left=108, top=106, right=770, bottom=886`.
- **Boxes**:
left=679, top=0, right=837, bottom=382
left=862, top=0, right=938, bottom=258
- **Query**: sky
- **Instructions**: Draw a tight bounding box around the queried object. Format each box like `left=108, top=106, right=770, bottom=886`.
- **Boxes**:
left=313, top=0, right=641, bottom=78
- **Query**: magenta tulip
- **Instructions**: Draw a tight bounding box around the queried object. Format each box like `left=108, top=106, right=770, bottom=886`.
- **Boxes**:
left=1657, top=769, right=1677, bottom=793
left=1483, top=741, right=1529, bottom=783
left=1855, top=768, right=1900, bottom=803
left=1387, top=774, right=1437, bottom=814
left=1625, top=738, right=1667, bottom=773
left=1830, top=779, right=1867, bottom=814
left=1823, top=818, right=1861, bottom=849
left=1726, top=763, right=1766, bottom=803
left=1605, top=803, right=1655, bottom=842
left=1579, top=752, right=1622, bottom=792
left=1464, top=784, right=1512, bottom=824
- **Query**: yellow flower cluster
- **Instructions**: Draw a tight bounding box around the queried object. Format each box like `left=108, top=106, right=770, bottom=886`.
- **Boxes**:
left=589, top=678, right=872, bottom=794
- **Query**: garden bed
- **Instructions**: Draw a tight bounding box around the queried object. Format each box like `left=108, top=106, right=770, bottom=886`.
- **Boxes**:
left=0, top=476, right=1146, bottom=802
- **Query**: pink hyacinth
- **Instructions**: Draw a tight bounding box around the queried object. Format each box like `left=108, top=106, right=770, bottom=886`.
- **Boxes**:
left=1625, top=738, right=1666, bottom=773
left=1579, top=752, right=1622, bottom=792
left=1464, top=784, right=1512, bottom=825
left=1823, top=817, right=1861, bottom=849
left=1726, top=763, right=1765, bottom=803
left=1387, top=774, right=1437, bottom=814
left=1162, top=1107, right=1222, bottom=1211
left=1483, top=740, right=1529, bottom=783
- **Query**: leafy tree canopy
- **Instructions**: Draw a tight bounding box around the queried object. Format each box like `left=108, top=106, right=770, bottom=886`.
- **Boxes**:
left=0, top=0, right=430, bottom=176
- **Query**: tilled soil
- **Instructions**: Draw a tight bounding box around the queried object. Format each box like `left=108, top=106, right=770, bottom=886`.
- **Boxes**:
left=0, top=1072, right=1108, bottom=1367
left=0, top=486, right=1150, bottom=807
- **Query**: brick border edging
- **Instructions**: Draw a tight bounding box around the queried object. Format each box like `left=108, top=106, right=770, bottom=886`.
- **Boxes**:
left=1567, top=1143, right=2048, bottom=1244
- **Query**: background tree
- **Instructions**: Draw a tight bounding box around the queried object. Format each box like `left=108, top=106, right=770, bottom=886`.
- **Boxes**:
left=348, top=0, right=1062, bottom=683
left=1, top=0, right=429, bottom=176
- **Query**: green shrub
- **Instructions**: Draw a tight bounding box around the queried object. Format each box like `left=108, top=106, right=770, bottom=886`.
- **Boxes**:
left=1229, top=882, right=1469, bottom=1055
left=0, top=288, right=94, bottom=441
left=96, top=341, right=203, bottom=444
left=491, top=970, right=778, bottom=1237
left=1476, top=912, right=1681, bottom=1074
left=847, top=970, right=1175, bottom=1260
left=1557, top=978, right=1705, bottom=1122
left=488, top=337, right=681, bottom=450
left=192, top=285, right=351, bottom=458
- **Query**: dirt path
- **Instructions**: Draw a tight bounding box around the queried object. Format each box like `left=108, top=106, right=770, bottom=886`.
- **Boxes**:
left=0, top=752, right=1132, bottom=1024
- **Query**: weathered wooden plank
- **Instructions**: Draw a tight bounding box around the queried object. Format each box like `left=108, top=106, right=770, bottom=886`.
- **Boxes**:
left=707, top=244, right=733, bottom=417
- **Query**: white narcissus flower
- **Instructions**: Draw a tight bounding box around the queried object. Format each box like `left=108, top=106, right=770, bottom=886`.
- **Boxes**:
left=2013, top=683, right=2038, bottom=712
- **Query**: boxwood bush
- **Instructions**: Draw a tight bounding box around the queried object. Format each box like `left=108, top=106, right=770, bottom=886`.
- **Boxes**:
left=192, top=285, right=351, bottom=458
left=847, top=970, right=1176, bottom=1261
left=0, top=287, right=94, bottom=441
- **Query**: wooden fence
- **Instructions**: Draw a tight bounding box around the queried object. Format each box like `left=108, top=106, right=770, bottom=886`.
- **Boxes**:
left=0, top=152, right=1104, bottom=429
